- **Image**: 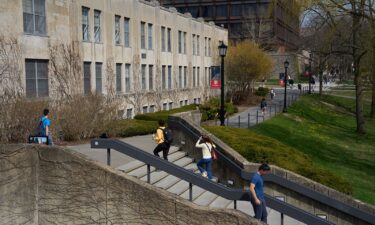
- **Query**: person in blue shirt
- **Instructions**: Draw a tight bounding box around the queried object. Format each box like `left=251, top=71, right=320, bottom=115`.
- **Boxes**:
left=37, top=109, right=53, bottom=145
left=250, top=163, right=270, bottom=223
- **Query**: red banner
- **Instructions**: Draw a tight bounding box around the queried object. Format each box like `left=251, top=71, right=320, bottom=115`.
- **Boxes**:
left=211, top=79, right=221, bottom=89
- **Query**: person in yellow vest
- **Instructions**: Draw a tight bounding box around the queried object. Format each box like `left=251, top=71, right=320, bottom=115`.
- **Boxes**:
left=153, top=120, right=170, bottom=161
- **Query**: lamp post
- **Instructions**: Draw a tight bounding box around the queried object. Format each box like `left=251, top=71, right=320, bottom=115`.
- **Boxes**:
left=218, top=41, right=228, bottom=126
left=283, top=60, right=289, bottom=113
left=308, top=55, right=312, bottom=94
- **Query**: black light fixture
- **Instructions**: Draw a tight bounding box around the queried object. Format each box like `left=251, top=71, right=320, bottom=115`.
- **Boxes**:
left=283, top=60, right=289, bottom=113
left=218, top=41, right=228, bottom=126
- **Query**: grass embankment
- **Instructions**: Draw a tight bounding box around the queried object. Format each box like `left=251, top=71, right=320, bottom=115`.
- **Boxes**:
left=206, top=95, right=375, bottom=204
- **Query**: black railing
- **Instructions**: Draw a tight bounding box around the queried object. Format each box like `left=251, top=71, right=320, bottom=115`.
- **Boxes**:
left=168, top=116, right=375, bottom=225
left=91, top=138, right=334, bottom=225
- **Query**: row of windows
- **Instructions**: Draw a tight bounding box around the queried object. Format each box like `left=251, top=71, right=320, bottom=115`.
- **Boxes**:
left=25, top=59, right=211, bottom=98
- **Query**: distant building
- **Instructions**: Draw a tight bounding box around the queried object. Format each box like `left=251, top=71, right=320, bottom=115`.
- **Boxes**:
left=159, top=0, right=300, bottom=51
left=0, top=0, right=227, bottom=117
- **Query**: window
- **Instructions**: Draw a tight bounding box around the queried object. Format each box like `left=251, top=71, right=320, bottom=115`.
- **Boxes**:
left=140, top=22, right=146, bottom=49
left=116, top=63, right=122, bottom=93
left=180, top=100, right=183, bottom=107
left=95, top=63, right=102, bottom=94
left=208, top=38, right=211, bottom=56
left=163, top=103, right=167, bottom=110
left=183, top=66, right=187, bottom=88
left=192, top=34, right=196, bottom=55
left=148, top=24, right=153, bottom=50
left=197, top=35, right=200, bottom=55
left=23, top=0, right=46, bottom=35
left=82, top=7, right=90, bottom=41
left=178, top=31, right=182, bottom=54
left=141, top=64, right=146, bottom=90
left=162, top=66, right=166, bottom=90
left=178, top=66, right=182, bottom=88
left=115, top=15, right=121, bottom=45
left=167, top=28, right=171, bottom=52
left=125, top=64, right=131, bottom=93
left=149, top=105, right=155, bottom=113
left=126, top=108, right=133, bottom=119
left=216, top=5, right=228, bottom=17
left=193, top=67, right=196, bottom=87
left=185, top=100, right=188, bottom=105
left=194, top=98, right=197, bottom=104
left=83, top=62, right=91, bottom=95
left=124, top=18, right=130, bottom=47
left=202, top=6, right=214, bottom=17
left=183, top=32, right=187, bottom=54
left=231, top=4, right=242, bottom=17
left=168, top=66, right=172, bottom=89
left=142, top=106, right=148, bottom=114
left=94, top=10, right=101, bottom=43
left=161, top=26, right=166, bottom=52
left=169, top=102, right=173, bottom=110
left=149, top=65, right=153, bottom=90
left=25, top=59, right=48, bottom=98
left=198, top=98, right=201, bottom=104
left=197, top=67, right=200, bottom=87
left=204, top=37, right=207, bottom=56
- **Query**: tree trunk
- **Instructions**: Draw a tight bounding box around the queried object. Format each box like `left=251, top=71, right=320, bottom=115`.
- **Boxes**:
left=354, top=69, right=366, bottom=134
left=371, top=77, right=375, bottom=119
left=319, top=71, right=323, bottom=96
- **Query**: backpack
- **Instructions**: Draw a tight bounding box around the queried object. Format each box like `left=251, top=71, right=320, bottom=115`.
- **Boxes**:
left=160, top=127, right=173, bottom=144
left=36, top=118, right=45, bottom=136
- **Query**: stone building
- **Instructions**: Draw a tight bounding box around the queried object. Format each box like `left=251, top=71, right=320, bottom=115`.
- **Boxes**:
left=0, top=0, right=227, bottom=118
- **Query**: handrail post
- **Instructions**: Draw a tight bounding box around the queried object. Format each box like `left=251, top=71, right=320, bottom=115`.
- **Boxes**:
left=247, top=113, right=250, bottom=128
left=281, top=212, right=284, bottom=225
left=189, top=182, right=193, bottom=201
left=256, top=111, right=259, bottom=124
left=107, top=148, right=111, bottom=166
left=147, top=164, right=151, bottom=184
left=234, top=200, right=237, bottom=209
left=238, top=115, right=240, bottom=128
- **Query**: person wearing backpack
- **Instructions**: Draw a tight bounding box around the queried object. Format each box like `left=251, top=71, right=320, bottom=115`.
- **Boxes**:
left=153, top=120, right=172, bottom=161
left=36, top=108, right=53, bottom=145
left=260, top=98, right=267, bottom=116
left=195, top=135, right=215, bottom=179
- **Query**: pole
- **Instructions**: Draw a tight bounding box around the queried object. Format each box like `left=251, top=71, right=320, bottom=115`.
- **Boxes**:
left=220, top=56, right=225, bottom=126
left=309, top=59, right=312, bottom=94
left=283, top=67, right=288, bottom=113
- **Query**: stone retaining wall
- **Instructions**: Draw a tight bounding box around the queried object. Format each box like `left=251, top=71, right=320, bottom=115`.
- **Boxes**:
left=0, top=144, right=261, bottom=225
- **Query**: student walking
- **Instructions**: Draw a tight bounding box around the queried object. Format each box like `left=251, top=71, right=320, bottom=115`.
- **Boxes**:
left=153, top=120, right=171, bottom=161
left=250, top=164, right=271, bottom=223
left=36, top=108, right=53, bottom=145
left=270, top=89, right=275, bottom=100
left=260, top=98, right=267, bottom=116
left=195, top=135, right=214, bottom=179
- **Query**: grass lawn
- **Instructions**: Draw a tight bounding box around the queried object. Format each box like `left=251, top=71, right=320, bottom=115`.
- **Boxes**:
left=250, top=95, right=375, bottom=204
left=328, top=90, right=372, bottom=101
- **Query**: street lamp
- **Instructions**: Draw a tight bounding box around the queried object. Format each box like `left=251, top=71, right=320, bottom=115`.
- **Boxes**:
left=218, top=41, right=228, bottom=126
left=283, top=60, right=289, bottom=113
left=309, top=55, right=312, bottom=94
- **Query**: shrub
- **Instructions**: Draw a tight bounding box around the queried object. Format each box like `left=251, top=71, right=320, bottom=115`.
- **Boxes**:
left=199, top=97, right=238, bottom=121
left=105, top=119, right=157, bottom=138
left=255, top=87, right=270, bottom=97
left=134, top=104, right=198, bottom=121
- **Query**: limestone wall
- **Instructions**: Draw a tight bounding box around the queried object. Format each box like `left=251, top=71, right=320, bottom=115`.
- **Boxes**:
left=0, top=144, right=260, bottom=225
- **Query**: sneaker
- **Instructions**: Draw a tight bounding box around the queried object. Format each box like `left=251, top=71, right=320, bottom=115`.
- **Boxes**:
left=202, top=171, right=208, bottom=178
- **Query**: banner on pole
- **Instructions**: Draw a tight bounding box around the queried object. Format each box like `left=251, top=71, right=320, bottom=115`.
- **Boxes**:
left=211, top=66, right=221, bottom=89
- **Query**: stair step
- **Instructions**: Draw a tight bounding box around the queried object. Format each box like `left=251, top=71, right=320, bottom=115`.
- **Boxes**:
left=116, top=146, right=180, bottom=172
left=193, top=191, right=218, bottom=206
left=127, top=151, right=186, bottom=178
left=140, top=157, right=194, bottom=184
left=180, top=185, right=206, bottom=201
left=227, top=200, right=253, bottom=216
left=154, top=174, right=181, bottom=189
left=209, top=196, right=232, bottom=209
left=167, top=180, right=190, bottom=195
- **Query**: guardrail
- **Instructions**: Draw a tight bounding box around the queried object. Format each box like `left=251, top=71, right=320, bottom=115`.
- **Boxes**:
left=168, top=116, right=375, bottom=225
left=91, top=138, right=334, bottom=225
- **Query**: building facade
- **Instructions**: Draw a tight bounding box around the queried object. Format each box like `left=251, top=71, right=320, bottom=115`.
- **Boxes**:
left=0, top=0, right=227, bottom=118
left=159, top=0, right=300, bottom=51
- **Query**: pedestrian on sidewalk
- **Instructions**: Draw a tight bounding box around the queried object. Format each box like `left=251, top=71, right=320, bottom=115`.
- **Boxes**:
left=153, top=120, right=171, bottom=161
left=270, top=88, right=275, bottom=100
left=250, top=163, right=271, bottom=223
left=260, top=98, right=267, bottom=116
left=36, top=108, right=53, bottom=145
left=195, top=134, right=215, bottom=179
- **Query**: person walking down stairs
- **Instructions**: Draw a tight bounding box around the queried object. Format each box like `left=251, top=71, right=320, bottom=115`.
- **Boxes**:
left=153, top=120, right=171, bottom=161
left=195, top=135, right=215, bottom=179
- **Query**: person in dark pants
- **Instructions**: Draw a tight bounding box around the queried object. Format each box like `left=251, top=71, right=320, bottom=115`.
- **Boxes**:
left=250, top=163, right=271, bottom=223
left=37, top=108, right=53, bottom=145
left=153, top=120, right=170, bottom=161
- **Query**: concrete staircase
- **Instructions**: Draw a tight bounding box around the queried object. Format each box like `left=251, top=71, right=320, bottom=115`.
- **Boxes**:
left=116, top=146, right=304, bottom=225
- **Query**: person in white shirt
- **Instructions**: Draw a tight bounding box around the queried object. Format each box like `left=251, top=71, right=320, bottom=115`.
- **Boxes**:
left=195, top=135, right=214, bottom=179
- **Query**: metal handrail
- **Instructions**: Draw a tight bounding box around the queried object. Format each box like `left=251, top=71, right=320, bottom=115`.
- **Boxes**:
left=91, top=138, right=333, bottom=225
left=168, top=116, right=375, bottom=225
